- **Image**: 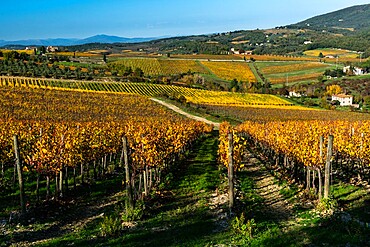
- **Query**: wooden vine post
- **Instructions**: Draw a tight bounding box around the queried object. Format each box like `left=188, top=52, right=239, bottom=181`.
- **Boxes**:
left=228, top=132, right=234, bottom=210
left=317, top=135, right=324, bottom=200
left=59, top=168, right=63, bottom=198
left=123, top=136, right=134, bottom=208
left=306, top=167, right=311, bottom=191
left=324, top=135, right=334, bottom=199
left=13, top=135, right=26, bottom=215
left=59, top=134, right=65, bottom=198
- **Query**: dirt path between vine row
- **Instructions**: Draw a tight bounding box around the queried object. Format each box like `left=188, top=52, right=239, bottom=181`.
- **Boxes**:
left=151, top=98, right=220, bottom=129
left=152, top=98, right=293, bottom=220
left=4, top=133, right=229, bottom=246
left=242, top=151, right=294, bottom=222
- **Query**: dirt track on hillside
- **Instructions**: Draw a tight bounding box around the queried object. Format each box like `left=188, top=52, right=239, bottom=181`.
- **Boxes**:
left=151, top=98, right=220, bottom=129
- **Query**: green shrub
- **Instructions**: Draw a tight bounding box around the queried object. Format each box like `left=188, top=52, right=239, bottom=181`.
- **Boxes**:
left=100, top=214, right=122, bottom=237
left=231, top=213, right=256, bottom=239
left=317, top=197, right=338, bottom=215
left=121, top=200, right=144, bottom=222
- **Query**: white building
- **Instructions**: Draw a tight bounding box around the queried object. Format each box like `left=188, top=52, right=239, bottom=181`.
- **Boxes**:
left=47, top=46, right=59, bottom=52
left=289, top=91, right=302, bottom=97
left=343, top=66, right=364, bottom=75
left=230, top=48, right=239, bottom=54
left=332, top=94, right=353, bottom=106
left=230, top=48, right=252, bottom=55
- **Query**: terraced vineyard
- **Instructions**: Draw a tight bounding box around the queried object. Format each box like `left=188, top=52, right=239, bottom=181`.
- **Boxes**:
left=0, top=76, right=294, bottom=107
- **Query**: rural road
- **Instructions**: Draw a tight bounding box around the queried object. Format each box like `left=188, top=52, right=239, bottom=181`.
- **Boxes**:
left=151, top=98, right=221, bottom=129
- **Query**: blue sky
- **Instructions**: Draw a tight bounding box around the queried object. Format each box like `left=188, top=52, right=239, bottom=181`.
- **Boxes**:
left=0, top=0, right=369, bottom=40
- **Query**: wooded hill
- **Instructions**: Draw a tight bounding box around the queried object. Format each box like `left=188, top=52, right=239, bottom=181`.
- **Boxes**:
left=289, top=4, right=370, bottom=32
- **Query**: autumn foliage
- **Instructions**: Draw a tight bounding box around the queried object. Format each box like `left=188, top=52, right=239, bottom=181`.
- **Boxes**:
left=0, top=86, right=212, bottom=177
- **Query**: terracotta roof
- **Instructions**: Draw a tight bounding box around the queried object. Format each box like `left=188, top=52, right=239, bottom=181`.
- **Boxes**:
left=332, top=94, right=352, bottom=98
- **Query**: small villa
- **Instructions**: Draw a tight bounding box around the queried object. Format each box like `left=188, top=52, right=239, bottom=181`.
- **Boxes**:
left=47, top=46, right=59, bottom=52
left=230, top=48, right=253, bottom=55
left=332, top=94, right=353, bottom=106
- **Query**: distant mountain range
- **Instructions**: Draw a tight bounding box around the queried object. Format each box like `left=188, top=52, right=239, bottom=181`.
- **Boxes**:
left=0, top=34, right=167, bottom=47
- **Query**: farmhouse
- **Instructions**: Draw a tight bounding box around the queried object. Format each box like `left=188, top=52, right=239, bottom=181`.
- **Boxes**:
left=230, top=48, right=252, bottom=55
left=343, top=66, right=365, bottom=75
left=332, top=94, right=353, bottom=106
left=230, top=48, right=239, bottom=54
left=47, top=46, right=59, bottom=52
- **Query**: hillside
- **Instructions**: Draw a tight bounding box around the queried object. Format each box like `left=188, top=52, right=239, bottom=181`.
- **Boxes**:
left=289, top=4, right=370, bottom=32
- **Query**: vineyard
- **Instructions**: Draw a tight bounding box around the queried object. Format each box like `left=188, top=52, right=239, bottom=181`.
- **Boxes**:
left=229, top=120, right=370, bottom=200
left=0, top=76, right=294, bottom=107
left=236, top=120, right=370, bottom=168
left=214, top=108, right=370, bottom=246
left=170, top=54, right=243, bottom=60
left=215, top=98, right=370, bottom=205
left=235, top=54, right=318, bottom=62
left=1, top=2, right=370, bottom=244
left=255, top=61, right=336, bottom=84
left=0, top=86, right=212, bottom=222
left=1, top=49, right=355, bottom=89
left=1, top=79, right=370, bottom=245
left=0, top=61, right=369, bottom=246
left=106, top=57, right=348, bottom=86
left=108, top=58, right=210, bottom=76
left=200, top=61, right=257, bottom=82
left=173, top=54, right=320, bottom=62
left=197, top=104, right=370, bottom=122
left=259, top=62, right=328, bottom=74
